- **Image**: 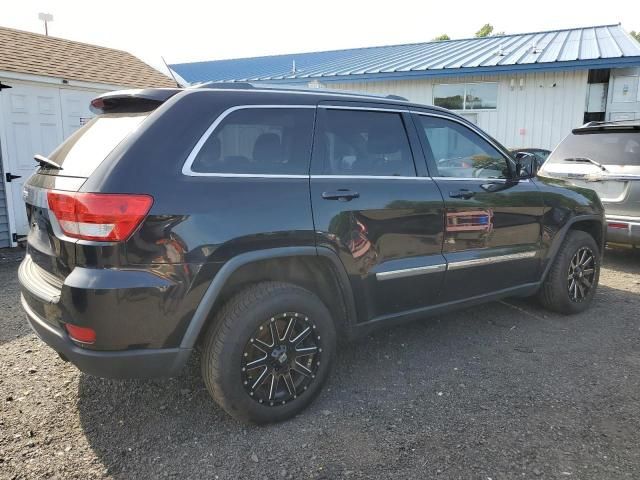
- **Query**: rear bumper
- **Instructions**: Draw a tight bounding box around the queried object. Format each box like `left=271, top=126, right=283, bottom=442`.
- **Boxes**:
left=22, top=294, right=191, bottom=378
left=606, top=215, right=640, bottom=246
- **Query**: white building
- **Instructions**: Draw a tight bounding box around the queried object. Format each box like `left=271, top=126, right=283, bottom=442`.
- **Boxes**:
left=0, top=26, right=174, bottom=247
left=171, top=24, right=640, bottom=151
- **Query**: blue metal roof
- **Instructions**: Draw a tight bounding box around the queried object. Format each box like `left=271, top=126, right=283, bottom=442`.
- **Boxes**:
left=170, top=25, right=640, bottom=84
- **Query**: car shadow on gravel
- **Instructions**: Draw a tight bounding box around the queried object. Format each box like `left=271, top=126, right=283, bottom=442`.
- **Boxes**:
left=75, top=282, right=640, bottom=479
left=72, top=245, right=640, bottom=479
left=76, top=302, right=537, bottom=478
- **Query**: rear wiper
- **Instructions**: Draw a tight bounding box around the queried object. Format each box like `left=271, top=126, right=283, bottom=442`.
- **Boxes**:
left=563, top=157, right=608, bottom=172
left=34, top=154, right=63, bottom=170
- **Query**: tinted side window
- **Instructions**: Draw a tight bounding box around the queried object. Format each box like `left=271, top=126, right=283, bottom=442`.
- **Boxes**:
left=191, top=108, right=315, bottom=174
left=417, top=115, right=509, bottom=179
left=313, top=109, right=416, bottom=177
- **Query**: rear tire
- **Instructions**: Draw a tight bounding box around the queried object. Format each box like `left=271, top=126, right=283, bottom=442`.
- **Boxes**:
left=201, top=282, right=336, bottom=424
left=538, top=230, right=600, bottom=314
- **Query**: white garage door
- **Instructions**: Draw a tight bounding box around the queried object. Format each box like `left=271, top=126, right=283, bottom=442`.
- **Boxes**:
left=0, top=84, right=103, bottom=240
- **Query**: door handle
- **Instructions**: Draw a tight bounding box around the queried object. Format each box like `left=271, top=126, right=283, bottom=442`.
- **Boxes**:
left=449, top=189, right=475, bottom=200
left=5, top=173, right=21, bottom=183
left=322, top=189, right=360, bottom=201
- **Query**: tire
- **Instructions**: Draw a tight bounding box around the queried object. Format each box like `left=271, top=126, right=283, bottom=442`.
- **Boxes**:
left=538, top=230, right=600, bottom=314
left=201, top=281, right=336, bottom=424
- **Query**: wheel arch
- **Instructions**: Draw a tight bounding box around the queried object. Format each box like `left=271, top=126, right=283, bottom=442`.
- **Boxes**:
left=180, top=247, right=357, bottom=349
left=541, top=214, right=605, bottom=282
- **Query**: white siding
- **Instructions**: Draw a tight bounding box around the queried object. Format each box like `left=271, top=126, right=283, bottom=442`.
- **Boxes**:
left=327, top=70, right=588, bottom=150
left=0, top=158, right=9, bottom=247
left=0, top=80, right=105, bottom=244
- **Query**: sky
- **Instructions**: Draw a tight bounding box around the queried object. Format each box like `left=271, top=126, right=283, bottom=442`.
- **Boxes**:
left=3, top=0, right=640, bottom=75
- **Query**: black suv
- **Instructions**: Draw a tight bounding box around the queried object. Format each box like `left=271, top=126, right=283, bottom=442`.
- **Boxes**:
left=19, top=84, right=605, bottom=423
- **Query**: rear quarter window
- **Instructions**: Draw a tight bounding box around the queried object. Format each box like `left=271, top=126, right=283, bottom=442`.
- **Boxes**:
left=47, top=113, right=148, bottom=177
left=189, top=107, right=315, bottom=175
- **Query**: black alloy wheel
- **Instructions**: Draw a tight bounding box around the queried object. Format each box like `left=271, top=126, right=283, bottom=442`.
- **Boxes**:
left=242, top=312, right=321, bottom=406
left=567, top=246, right=596, bottom=302
left=538, top=230, right=600, bottom=314
left=201, top=282, right=336, bottom=423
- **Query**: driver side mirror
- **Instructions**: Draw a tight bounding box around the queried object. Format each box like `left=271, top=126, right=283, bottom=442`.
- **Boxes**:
left=513, top=152, right=539, bottom=179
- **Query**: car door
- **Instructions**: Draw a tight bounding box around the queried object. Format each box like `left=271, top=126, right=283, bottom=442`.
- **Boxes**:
left=310, top=103, right=446, bottom=324
left=412, top=112, right=544, bottom=303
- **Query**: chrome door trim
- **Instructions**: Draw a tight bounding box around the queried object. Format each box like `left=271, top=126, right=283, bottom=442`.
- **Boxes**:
left=431, top=177, right=530, bottom=183
left=376, top=263, right=446, bottom=281
left=311, top=175, right=431, bottom=181
left=447, top=251, right=537, bottom=271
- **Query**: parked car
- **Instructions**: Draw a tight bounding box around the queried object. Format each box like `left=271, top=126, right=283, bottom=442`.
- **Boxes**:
left=539, top=120, right=640, bottom=247
left=19, top=84, right=605, bottom=423
left=510, top=148, right=551, bottom=174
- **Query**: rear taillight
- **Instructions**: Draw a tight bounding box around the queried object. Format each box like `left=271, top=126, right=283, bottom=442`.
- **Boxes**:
left=608, top=222, right=628, bottom=230
left=65, top=324, right=96, bottom=344
left=47, top=191, right=153, bottom=241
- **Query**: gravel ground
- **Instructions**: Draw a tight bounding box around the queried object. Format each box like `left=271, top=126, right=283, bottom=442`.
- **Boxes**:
left=1, top=247, right=639, bottom=480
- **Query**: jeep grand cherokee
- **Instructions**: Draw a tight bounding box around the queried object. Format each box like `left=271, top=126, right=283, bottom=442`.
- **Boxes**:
left=19, top=84, right=605, bottom=423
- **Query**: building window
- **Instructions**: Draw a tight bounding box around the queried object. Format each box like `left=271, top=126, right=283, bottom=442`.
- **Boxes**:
left=433, top=82, right=498, bottom=110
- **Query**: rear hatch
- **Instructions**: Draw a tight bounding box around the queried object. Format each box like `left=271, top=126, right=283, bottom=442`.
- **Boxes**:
left=539, top=127, right=640, bottom=213
left=23, top=89, right=179, bottom=283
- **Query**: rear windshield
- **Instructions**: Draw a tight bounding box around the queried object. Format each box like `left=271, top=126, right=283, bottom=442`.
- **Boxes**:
left=45, top=112, right=148, bottom=177
left=545, top=131, right=640, bottom=167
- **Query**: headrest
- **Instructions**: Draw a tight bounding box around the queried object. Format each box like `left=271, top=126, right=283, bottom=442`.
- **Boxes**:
left=253, top=133, right=282, bottom=163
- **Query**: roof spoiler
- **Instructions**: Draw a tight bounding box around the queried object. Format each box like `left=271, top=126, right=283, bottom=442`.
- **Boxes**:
left=90, top=88, right=182, bottom=114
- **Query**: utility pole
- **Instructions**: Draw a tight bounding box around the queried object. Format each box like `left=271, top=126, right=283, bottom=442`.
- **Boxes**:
left=38, top=13, right=53, bottom=36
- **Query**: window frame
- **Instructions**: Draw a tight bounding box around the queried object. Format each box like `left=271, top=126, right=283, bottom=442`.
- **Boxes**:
left=182, top=104, right=316, bottom=178
left=310, top=104, right=422, bottom=178
left=411, top=111, right=516, bottom=180
left=432, top=82, right=499, bottom=112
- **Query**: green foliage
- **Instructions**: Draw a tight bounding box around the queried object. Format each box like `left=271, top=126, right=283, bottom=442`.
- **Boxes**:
left=434, top=95, right=464, bottom=110
left=475, top=24, right=494, bottom=37
left=434, top=34, right=451, bottom=41
left=631, top=30, right=640, bottom=42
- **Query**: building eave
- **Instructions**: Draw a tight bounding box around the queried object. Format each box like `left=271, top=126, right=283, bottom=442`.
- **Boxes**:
left=0, top=70, right=137, bottom=91
left=250, top=57, right=640, bottom=85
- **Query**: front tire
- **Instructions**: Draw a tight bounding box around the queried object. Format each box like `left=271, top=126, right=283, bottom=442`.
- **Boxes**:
left=538, top=230, right=600, bottom=314
left=201, top=282, right=336, bottom=424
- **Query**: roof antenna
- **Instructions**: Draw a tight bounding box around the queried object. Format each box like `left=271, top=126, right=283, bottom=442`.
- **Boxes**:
left=38, top=12, right=53, bottom=36
left=161, top=56, right=182, bottom=87
left=291, top=59, right=297, bottom=74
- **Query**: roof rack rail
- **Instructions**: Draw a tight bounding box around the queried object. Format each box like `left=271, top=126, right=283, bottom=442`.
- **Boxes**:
left=386, top=94, right=408, bottom=101
left=194, top=81, right=255, bottom=89
left=192, top=81, right=412, bottom=103
left=573, top=120, right=640, bottom=134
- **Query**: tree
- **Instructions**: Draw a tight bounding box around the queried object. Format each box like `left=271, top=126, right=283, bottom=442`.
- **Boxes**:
left=631, top=30, right=640, bottom=42
left=475, top=24, right=494, bottom=37
left=434, top=34, right=451, bottom=41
